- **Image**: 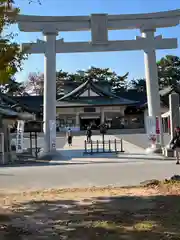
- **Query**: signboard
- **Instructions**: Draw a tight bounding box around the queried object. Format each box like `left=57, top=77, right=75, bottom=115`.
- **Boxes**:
left=146, top=116, right=157, bottom=145
left=146, top=116, right=156, bottom=136
left=16, top=120, right=25, bottom=153
left=49, top=120, right=56, bottom=150
left=156, top=117, right=160, bottom=134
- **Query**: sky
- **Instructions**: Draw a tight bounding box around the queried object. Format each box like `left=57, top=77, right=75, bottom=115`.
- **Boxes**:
left=12, top=0, right=180, bottom=82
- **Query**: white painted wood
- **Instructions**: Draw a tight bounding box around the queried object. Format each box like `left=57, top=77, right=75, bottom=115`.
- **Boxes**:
left=89, top=90, right=99, bottom=96
left=79, top=89, right=99, bottom=97
left=79, top=90, right=89, bottom=97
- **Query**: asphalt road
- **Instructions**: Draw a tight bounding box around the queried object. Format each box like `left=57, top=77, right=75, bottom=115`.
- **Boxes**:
left=4, top=133, right=174, bottom=193
left=0, top=160, right=179, bottom=192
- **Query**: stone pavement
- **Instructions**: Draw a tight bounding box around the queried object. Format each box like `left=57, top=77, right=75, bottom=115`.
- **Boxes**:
left=117, top=132, right=171, bottom=149
left=53, top=134, right=170, bottom=164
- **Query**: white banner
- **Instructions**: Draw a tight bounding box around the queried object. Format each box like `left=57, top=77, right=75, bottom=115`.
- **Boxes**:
left=49, top=120, right=56, bottom=150
left=146, top=116, right=156, bottom=136
left=16, top=120, right=25, bottom=153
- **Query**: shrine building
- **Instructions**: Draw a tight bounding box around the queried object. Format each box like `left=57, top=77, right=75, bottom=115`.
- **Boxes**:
left=55, top=79, right=139, bottom=131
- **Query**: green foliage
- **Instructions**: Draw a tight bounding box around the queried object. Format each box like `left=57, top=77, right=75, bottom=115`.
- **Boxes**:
left=157, top=55, right=180, bottom=89
left=129, top=55, right=180, bottom=92
left=25, top=67, right=129, bottom=95
left=130, top=78, right=146, bottom=92
left=85, top=67, right=117, bottom=83
left=21, top=54, right=180, bottom=96
left=1, top=77, right=26, bottom=95
left=56, top=67, right=129, bottom=94
left=0, top=0, right=26, bottom=84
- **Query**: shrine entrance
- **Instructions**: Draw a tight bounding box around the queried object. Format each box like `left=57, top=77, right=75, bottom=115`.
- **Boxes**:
left=80, top=116, right=101, bottom=130
left=17, top=10, right=180, bottom=156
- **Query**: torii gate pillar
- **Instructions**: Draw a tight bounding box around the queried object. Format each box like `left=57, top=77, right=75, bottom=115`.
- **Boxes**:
left=42, top=32, right=57, bottom=155
left=142, top=29, right=164, bottom=151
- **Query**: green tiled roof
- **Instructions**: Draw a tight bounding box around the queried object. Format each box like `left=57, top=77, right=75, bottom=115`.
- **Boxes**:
left=159, top=84, right=180, bottom=97
left=0, top=104, right=18, bottom=117
left=57, top=79, right=137, bottom=107
left=57, top=97, right=137, bottom=107
left=0, top=92, right=41, bottom=113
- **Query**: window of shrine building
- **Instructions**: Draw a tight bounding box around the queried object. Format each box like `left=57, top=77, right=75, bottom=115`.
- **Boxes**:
left=131, top=118, right=141, bottom=123
left=58, top=119, right=65, bottom=127
left=84, top=107, right=96, bottom=113
left=66, top=118, right=75, bottom=127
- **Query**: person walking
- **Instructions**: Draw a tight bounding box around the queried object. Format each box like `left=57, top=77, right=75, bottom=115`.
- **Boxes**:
left=170, top=126, right=180, bottom=164
left=86, top=126, right=92, bottom=143
left=67, top=127, right=73, bottom=146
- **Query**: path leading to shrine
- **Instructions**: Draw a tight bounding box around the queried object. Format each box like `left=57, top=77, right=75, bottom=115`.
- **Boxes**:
left=117, top=132, right=171, bottom=149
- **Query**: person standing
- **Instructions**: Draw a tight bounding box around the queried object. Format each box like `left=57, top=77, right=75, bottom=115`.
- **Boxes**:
left=86, top=126, right=92, bottom=143
left=170, top=126, right=180, bottom=164
left=67, top=127, right=72, bottom=146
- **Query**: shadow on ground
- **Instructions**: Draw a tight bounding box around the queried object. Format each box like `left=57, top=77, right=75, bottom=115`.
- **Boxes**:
left=2, top=148, right=173, bottom=168
left=0, top=189, right=180, bottom=239
left=3, top=151, right=170, bottom=168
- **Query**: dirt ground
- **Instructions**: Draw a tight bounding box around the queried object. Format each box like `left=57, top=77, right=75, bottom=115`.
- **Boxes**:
left=0, top=181, right=180, bottom=239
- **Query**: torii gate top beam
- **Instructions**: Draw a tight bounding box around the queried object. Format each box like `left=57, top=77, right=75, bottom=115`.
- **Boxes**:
left=17, top=10, right=180, bottom=32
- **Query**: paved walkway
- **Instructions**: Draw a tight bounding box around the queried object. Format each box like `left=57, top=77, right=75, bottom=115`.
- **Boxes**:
left=53, top=135, right=169, bottom=164
left=116, top=133, right=171, bottom=149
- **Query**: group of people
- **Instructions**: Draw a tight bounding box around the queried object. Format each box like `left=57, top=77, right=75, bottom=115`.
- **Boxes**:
left=66, top=125, right=180, bottom=164
left=66, top=126, right=93, bottom=147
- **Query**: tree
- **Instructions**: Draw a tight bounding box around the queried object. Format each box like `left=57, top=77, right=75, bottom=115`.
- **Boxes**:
left=1, top=77, right=26, bottom=96
left=56, top=70, right=70, bottom=94
left=85, top=67, right=120, bottom=82
left=157, top=55, right=180, bottom=89
left=0, top=0, right=26, bottom=84
left=111, top=72, right=129, bottom=93
left=25, top=67, right=129, bottom=95
left=24, top=72, right=44, bottom=95
left=68, top=72, right=84, bottom=83
left=24, top=70, right=70, bottom=95
left=84, top=67, right=129, bottom=92
left=130, top=78, right=146, bottom=92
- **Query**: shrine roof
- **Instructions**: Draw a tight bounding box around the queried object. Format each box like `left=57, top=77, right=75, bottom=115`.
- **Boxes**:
left=0, top=92, right=41, bottom=114
left=56, top=97, right=136, bottom=108
left=0, top=104, right=34, bottom=120
left=57, top=79, right=137, bottom=106
left=159, top=84, right=180, bottom=97
left=0, top=104, right=18, bottom=117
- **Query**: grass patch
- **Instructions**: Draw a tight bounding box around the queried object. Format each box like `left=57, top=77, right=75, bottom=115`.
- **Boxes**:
left=133, top=220, right=157, bottom=231
left=0, top=182, right=180, bottom=239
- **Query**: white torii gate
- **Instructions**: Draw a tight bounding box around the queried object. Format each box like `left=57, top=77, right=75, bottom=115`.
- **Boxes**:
left=17, top=10, right=180, bottom=158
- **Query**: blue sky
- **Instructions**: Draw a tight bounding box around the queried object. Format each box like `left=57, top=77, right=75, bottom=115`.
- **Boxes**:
left=13, top=0, right=180, bottom=82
